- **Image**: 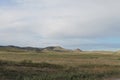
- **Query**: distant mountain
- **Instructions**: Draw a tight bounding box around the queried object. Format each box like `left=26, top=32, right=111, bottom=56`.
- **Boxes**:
left=0, top=45, right=42, bottom=52
left=0, top=45, right=82, bottom=53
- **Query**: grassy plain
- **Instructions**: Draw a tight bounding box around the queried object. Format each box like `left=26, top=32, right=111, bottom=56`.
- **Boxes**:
left=0, top=50, right=120, bottom=80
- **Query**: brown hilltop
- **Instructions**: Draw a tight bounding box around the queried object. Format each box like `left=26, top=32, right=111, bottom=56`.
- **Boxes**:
left=42, top=46, right=71, bottom=52
left=74, top=48, right=82, bottom=52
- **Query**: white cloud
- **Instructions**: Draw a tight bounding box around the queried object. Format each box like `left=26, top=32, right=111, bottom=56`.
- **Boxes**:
left=0, top=0, right=120, bottom=49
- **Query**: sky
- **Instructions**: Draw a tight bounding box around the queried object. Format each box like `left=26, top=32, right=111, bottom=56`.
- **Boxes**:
left=0, top=0, right=120, bottom=50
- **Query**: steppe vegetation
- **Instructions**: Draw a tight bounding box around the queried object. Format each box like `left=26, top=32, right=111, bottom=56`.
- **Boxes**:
left=0, top=46, right=120, bottom=80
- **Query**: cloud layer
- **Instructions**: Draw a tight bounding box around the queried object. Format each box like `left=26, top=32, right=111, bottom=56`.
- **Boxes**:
left=0, top=0, right=120, bottom=50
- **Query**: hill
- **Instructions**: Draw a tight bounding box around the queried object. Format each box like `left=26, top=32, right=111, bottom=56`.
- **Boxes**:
left=0, top=45, right=42, bottom=52
left=0, top=45, right=82, bottom=53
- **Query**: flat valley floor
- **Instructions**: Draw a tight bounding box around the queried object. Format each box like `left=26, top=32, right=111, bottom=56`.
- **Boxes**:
left=0, top=50, right=120, bottom=80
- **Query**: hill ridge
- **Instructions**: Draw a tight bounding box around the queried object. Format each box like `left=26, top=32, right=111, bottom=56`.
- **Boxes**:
left=0, top=45, right=82, bottom=52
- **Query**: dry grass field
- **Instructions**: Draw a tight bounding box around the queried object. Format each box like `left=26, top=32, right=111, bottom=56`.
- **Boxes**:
left=0, top=50, right=120, bottom=80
